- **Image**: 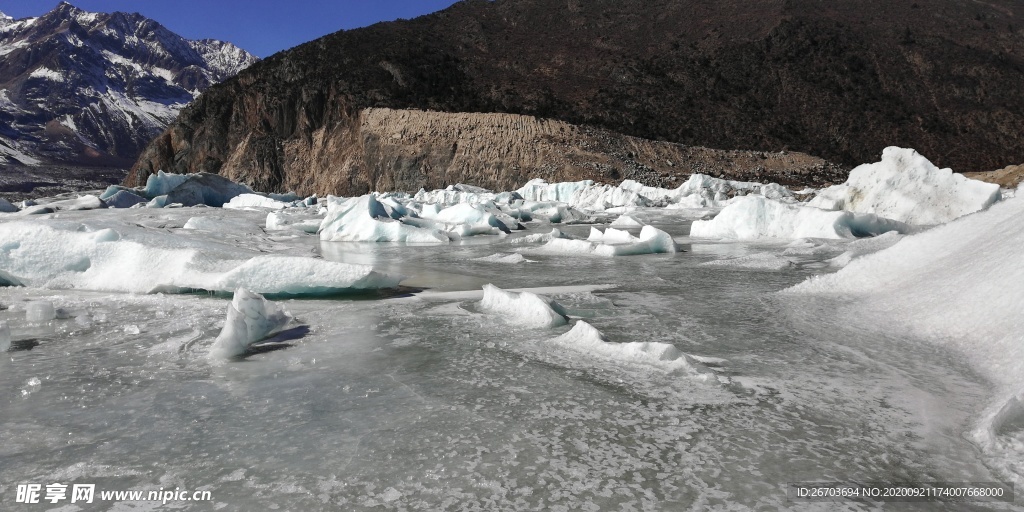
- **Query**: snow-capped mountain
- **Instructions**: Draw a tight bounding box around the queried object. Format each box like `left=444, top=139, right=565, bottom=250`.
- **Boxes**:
left=0, top=2, right=258, bottom=167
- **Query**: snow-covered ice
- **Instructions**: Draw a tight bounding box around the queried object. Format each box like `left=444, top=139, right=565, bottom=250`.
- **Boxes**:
left=549, top=321, right=715, bottom=378
left=536, top=225, right=679, bottom=257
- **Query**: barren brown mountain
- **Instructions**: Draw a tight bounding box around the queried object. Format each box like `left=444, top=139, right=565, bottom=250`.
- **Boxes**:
left=129, top=0, right=1024, bottom=195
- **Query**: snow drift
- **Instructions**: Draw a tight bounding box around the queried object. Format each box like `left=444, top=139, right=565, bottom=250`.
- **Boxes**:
left=785, top=188, right=1024, bottom=476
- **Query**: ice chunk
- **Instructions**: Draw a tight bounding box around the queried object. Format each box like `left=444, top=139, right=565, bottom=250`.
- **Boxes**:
left=610, top=214, right=644, bottom=227
left=588, top=227, right=639, bottom=244
left=536, top=226, right=678, bottom=256
left=209, top=288, right=294, bottom=359
left=144, top=170, right=189, bottom=197
left=26, top=301, right=55, bottom=322
left=0, top=322, right=10, bottom=351
left=420, top=203, right=511, bottom=235
left=0, top=221, right=404, bottom=295
left=549, top=321, right=712, bottom=376
left=0, top=197, right=17, bottom=213
left=479, top=284, right=568, bottom=328
left=223, top=194, right=292, bottom=210
left=319, top=195, right=451, bottom=243
left=163, top=173, right=252, bottom=207
left=215, top=256, right=405, bottom=296
left=702, top=253, right=795, bottom=270
left=473, top=253, right=533, bottom=264
left=690, top=196, right=910, bottom=240
left=104, top=190, right=148, bottom=209
left=809, top=147, right=1001, bottom=225
left=266, top=211, right=322, bottom=233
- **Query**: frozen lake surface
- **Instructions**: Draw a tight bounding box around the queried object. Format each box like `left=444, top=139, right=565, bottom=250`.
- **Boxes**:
left=0, top=205, right=1014, bottom=510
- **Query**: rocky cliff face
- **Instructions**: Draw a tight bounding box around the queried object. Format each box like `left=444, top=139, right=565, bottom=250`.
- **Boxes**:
left=128, top=107, right=839, bottom=193
left=131, top=0, right=1024, bottom=194
left=0, top=2, right=257, bottom=167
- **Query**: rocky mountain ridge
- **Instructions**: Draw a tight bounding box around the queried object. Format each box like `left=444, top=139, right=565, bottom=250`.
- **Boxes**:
left=130, top=0, right=1024, bottom=196
left=0, top=2, right=257, bottom=167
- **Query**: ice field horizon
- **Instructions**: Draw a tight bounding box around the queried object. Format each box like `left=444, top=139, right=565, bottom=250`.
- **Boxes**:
left=1, top=147, right=1023, bottom=509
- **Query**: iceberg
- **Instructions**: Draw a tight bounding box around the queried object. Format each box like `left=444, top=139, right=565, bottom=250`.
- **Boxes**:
left=319, top=195, right=451, bottom=243
left=479, top=284, right=568, bottom=328
left=208, top=288, right=294, bottom=359
left=143, top=171, right=252, bottom=207
left=609, top=214, right=644, bottom=227
left=266, top=211, right=323, bottom=233
left=215, top=256, right=404, bottom=296
left=690, top=196, right=909, bottom=240
left=809, top=147, right=1001, bottom=225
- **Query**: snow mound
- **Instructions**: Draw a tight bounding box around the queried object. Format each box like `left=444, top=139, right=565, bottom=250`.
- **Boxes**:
left=785, top=191, right=1024, bottom=475
left=0, top=221, right=404, bottom=295
left=538, top=226, right=679, bottom=256
left=209, top=288, right=294, bottom=359
left=549, top=321, right=713, bottom=377
left=690, top=196, right=909, bottom=240
left=479, top=284, right=568, bottom=328
left=809, top=147, right=1001, bottom=225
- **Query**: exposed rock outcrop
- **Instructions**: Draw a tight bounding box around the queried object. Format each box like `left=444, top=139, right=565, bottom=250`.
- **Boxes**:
left=965, top=165, right=1024, bottom=189
left=127, top=107, right=842, bottom=195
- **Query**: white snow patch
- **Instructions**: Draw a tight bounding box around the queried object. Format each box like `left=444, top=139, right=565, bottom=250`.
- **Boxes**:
left=785, top=190, right=1024, bottom=480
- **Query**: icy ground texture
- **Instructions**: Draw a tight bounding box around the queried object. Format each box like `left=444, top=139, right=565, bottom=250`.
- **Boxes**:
left=786, top=185, right=1024, bottom=485
left=810, top=146, right=1001, bottom=225
left=209, top=288, right=294, bottom=359
left=0, top=212, right=402, bottom=295
left=0, top=220, right=1006, bottom=509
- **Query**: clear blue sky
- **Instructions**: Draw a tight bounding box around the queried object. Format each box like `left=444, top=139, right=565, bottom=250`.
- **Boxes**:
left=0, top=0, right=461, bottom=57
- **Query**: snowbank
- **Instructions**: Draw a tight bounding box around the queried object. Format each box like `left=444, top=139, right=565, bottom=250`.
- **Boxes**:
left=479, top=284, right=568, bottom=328
left=785, top=190, right=1024, bottom=467
left=690, top=196, right=909, bottom=240
left=809, top=147, right=1001, bottom=225
left=0, top=221, right=404, bottom=295
left=549, top=321, right=713, bottom=377
left=208, top=288, right=294, bottom=359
